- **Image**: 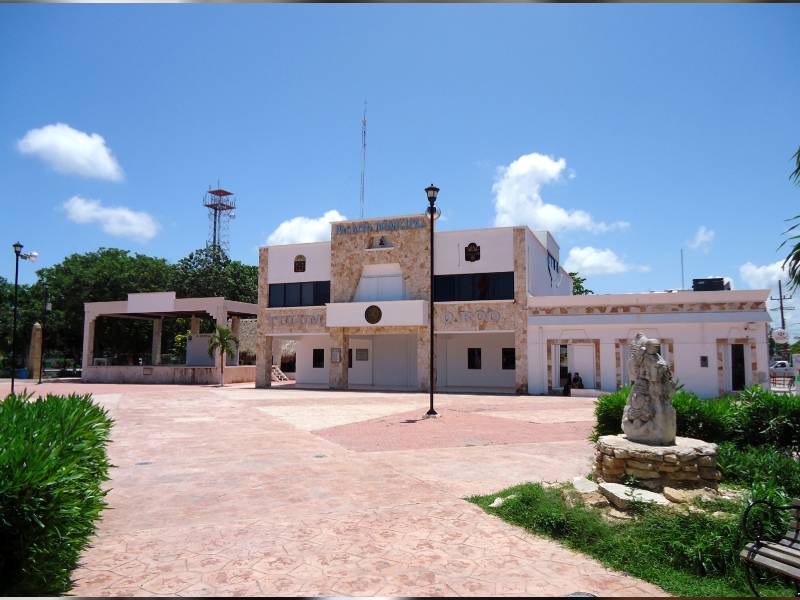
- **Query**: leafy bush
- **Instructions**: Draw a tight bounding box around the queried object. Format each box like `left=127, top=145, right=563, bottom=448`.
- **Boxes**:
left=471, top=483, right=793, bottom=597
left=0, top=392, right=113, bottom=595
left=718, top=442, right=800, bottom=501
left=592, top=386, right=628, bottom=440
left=593, top=386, right=800, bottom=452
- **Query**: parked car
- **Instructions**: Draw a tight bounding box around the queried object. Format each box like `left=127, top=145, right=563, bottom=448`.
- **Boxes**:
left=769, top=360, right=795, bottom=378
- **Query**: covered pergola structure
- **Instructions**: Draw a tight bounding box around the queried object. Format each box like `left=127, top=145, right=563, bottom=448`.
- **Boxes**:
left=82, top=292, right=258, bottom=385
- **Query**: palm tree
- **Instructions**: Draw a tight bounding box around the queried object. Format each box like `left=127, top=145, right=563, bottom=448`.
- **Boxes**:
left=779, top=147, right=800, bottom=289
left=207, top=324, right=239, bottom=386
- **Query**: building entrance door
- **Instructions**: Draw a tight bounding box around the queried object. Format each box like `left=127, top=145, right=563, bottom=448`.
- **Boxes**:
left=731, top=343, right=746, bottom=391
left=348, top=338, right=373, bottom=385
left=568, top=344, right=596, bottom=389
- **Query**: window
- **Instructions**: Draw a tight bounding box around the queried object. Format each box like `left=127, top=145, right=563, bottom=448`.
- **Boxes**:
left=468, top=348, right=482, bottom=370
left=547, top=252, right=559, bottom=272
left=433, top=272, right=514, bottom=302
left=348, top=348, right=352, bottom=368
left=312, top=348, right=324, bottom=369
left=502, top=348, right=515, bottom=370
left=356, top=348, right=368, bottom=361
left=285, top=283, right=301, bottom=307
left=700, top=355, right=708, bottom=368
left=268, top=281, right=330, bottom=308
left=294, top=255, right=306, bottom=272
left=464, top=242, right=480, bottom=262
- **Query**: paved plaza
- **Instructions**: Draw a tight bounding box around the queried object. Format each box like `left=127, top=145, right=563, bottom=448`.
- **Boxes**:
left=2, top=381, right=664, bottom=596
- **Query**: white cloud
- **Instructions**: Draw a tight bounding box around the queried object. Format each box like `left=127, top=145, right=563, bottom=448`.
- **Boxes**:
left=492, top=152, right=628, bottom=233
left=739, top=259, right=800, bottom=337
left=64, top=195, right=158, bottom=241
left=267, top=210, right=346, bottom=245
left=739, top=260, right=785, bottom=290
left=17, top=123, right=124, bottom=181
left=564, top=246, right=650, bottom=275
left=687, top=225, right=715, bottom=253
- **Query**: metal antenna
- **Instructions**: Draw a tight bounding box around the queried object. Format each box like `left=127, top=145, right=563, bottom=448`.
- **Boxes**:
left=360, top=100, right=367, bottom=219
left=680, top=248, right=685, bottom=289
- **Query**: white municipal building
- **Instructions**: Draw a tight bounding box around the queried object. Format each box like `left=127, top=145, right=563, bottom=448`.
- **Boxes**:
left=255, top=213, right=770, bottom=398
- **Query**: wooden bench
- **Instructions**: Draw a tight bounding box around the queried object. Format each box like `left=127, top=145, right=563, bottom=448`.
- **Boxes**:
left=740, top=498, right=800, bottom=596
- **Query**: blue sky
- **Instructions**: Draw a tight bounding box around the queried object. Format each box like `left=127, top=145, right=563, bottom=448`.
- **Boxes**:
left=1, top=5, right=799, bottom=329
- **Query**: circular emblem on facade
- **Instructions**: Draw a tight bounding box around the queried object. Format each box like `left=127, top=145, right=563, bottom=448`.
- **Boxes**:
left=365, top=305, right=382, bottom=324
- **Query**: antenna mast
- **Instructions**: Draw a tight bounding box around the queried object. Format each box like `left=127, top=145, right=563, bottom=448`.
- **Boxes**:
left=202, top=185, right=237, bottom=254
left=360, top=100, right=367, bottom=219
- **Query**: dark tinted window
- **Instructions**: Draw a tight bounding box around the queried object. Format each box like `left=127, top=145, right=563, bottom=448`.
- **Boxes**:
left=301, top=282, right=315, bottom=306
left=492, top=272, right=514, bottom=299
left=268, top=281, right=330, bottom=308
left=285, top=283, right=301, bottom=307
left=468, top=348, right=482, bottom=370
left=502, top=348, right=515, bottom=370
left=268, top=284, right=285, bottom=308
left=348, top=348, right=352, bottom=368
left=433, top=272, right=514, bottom=302
left=434, top=275, right=455, bottom=301
left=312, top=348, right=324, bottom=368
left=314, top=281, right=330, bottom=305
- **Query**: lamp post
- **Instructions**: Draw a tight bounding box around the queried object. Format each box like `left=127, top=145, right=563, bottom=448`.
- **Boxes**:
left=425, top=184, right=440, bottom=417
left=39, top=281, right=50, bottom=384
left=10, top=242, right=38, bottom=395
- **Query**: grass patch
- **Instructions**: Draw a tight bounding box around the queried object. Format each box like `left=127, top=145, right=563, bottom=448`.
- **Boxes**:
left=469, top=483, right=795, bottom=597
left=0, top=392, right=113, bottom=595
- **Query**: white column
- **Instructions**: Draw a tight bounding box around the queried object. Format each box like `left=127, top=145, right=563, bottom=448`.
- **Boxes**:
left=81, top=313, right=96, bottom=372
left=151, top=317, right=163, bottom=365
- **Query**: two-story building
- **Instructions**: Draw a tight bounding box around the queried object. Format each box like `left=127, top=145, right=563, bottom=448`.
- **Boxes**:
left=255, top=213, right=771, bottom=397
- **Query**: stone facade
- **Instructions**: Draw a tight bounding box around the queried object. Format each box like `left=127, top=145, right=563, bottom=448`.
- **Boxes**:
left=594, top=435, right=721, bottom=491
left=529, top=301, right=766, bottom=316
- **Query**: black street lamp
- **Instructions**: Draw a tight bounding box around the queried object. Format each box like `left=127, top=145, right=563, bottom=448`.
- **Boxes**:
left=425, top=184, right=440, bottom=418
left=10, top=242, right=38, bottom=395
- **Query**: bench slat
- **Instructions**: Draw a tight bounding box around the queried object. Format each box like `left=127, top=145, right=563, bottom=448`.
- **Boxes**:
left=740, top=548, right=800, bottom=581
left=746, top=543, right=800, bottom=569
left=781, top=535, right=800, bottom=549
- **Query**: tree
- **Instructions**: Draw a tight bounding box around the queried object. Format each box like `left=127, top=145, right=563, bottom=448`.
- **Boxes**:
left=780, top=146, right=800, bottom=289
left=207, top=324, right=238, bottom=386
left=172, top=246, right=258, bottom=303
left=35, top=248, right=175, bottom=363
left=569, top=272, right=594, bottom=295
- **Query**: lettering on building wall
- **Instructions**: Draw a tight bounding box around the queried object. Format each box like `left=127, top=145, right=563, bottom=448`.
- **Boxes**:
left=267, top=314, right=323, bottom=327
left=443, top=309, right=501, bottom=325
left=334, top=217, right=425, bottom=236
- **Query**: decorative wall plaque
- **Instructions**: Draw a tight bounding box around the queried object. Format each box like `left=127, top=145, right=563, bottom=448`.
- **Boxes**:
left=365, top=305, right=382, bottom=324
left=465, top=242, right=480, bottom=262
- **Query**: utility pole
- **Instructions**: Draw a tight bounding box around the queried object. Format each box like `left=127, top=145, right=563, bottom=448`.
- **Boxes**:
left=769, top=280, right=794, bottom=360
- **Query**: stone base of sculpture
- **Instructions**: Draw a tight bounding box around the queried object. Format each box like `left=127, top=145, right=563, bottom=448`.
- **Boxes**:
left=594, top=434, right=720, bottom=491
left=621, top=389, right=677, bottom=446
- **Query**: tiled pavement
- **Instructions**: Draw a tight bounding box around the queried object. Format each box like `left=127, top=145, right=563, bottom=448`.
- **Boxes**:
left=2, top=381, right=665, bottom=596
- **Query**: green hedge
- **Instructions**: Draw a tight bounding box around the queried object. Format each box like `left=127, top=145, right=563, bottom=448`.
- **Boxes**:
left=0, top=392, right=113, bottom=595
left=592, top=385, right=800, bottom=451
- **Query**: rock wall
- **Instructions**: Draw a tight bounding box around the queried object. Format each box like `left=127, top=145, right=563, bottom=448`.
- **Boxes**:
left=594, top=434, right=721, bottom=491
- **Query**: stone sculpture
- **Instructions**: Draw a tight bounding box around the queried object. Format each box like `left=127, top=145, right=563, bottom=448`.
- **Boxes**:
left=621, top=333, right=677, bottom=445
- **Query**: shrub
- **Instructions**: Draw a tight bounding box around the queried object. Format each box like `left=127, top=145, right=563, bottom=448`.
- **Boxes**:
left=718, top=442, right=800, bottom=501
left=593, top=386, right=800, bottom=452
left=592, top=386, right=628, bottom=440
left=0, top=392, right=113, bottom=595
